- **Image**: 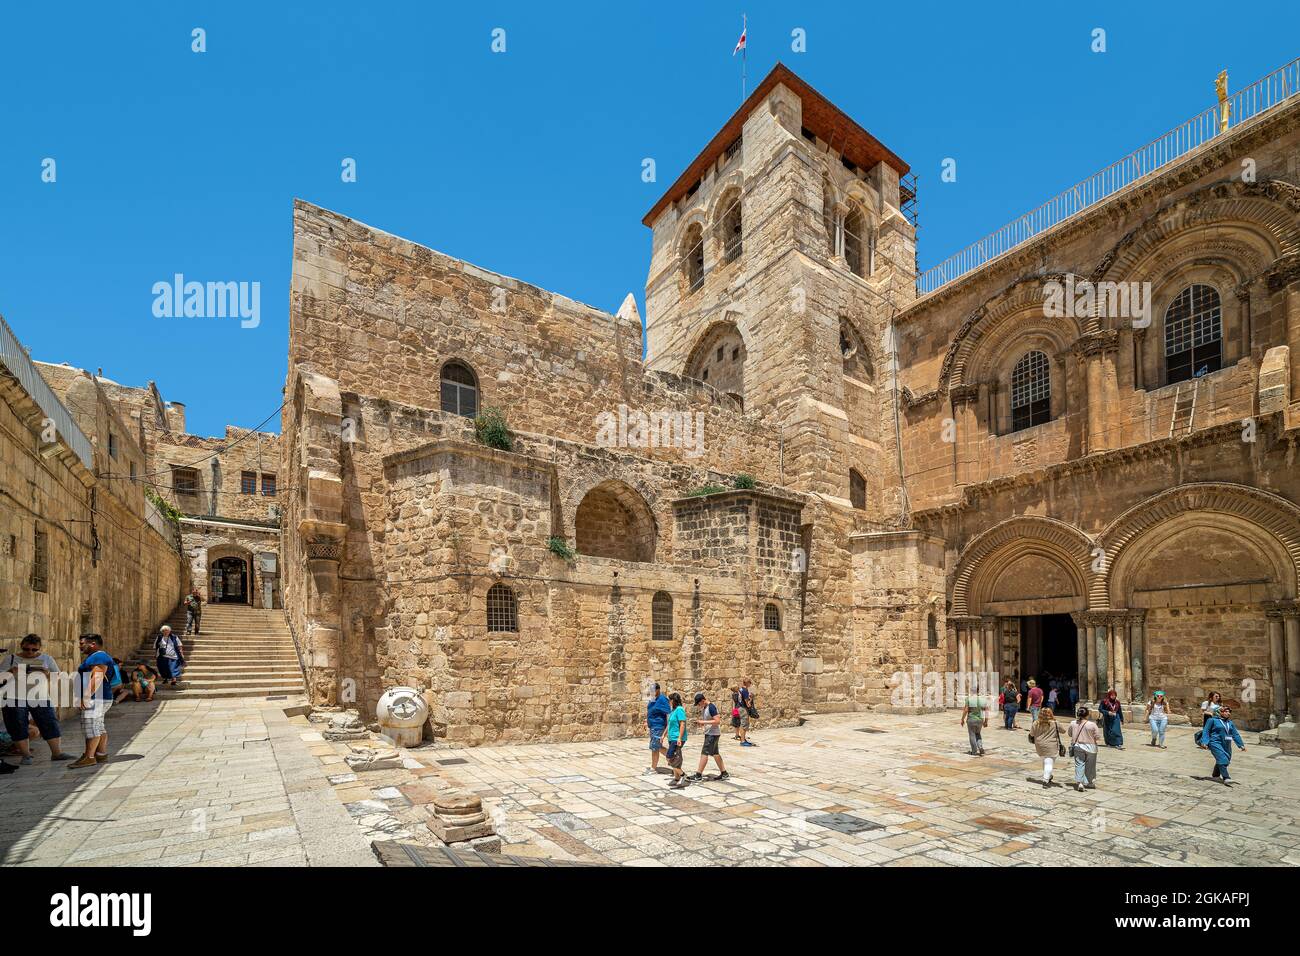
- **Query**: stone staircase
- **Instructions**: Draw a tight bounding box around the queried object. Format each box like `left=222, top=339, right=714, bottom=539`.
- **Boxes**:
left=130, top=603, right=306, bottom=699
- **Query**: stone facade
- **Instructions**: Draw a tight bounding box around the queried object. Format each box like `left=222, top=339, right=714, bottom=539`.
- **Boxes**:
left=1, top=339, right=186, bottom=680
left=280, top=62, right=1300, bottom=742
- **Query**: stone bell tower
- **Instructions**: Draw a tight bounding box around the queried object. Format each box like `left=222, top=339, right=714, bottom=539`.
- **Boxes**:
left=642, top=62, right=916, bottom=521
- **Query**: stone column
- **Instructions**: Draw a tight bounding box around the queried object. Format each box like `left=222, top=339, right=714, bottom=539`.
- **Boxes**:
left=956, top=624, right=968, bottom=677
left=1074, top=616, right=1088, bottom=700
left=983, top=618, right=998, bottom=682
left=1128, top=613, right=1146, bottom=702
left=1093, top=623, right=1109, bottom=700
left=1285, top=610, right=1300, bottom=721
left=1267, top=607, right=1287, bottom=720
left=1074, top=331, right=1120, bottom=455
left=1112, top=615, right=1128, bottom=700
left=1085, top=621, right=1098, bottom=701
left=950, top=384, right=981, bottom=487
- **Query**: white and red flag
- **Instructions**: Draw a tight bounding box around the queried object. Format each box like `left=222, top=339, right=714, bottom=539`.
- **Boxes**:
left=733, top=20, right=746, bottom=56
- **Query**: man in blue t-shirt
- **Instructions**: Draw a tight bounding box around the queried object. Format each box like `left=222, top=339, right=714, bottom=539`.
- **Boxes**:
left=69, top=634, right=114, bottom=769
left=645, top=682, right=671, bottom=775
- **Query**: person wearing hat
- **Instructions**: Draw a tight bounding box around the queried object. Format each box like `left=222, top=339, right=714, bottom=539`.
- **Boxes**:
left=689, top=691, right=728, bottom=782
left=1202, top=705, right=1246, bottom=784
left=1145, top=690, right=1170, bottom=749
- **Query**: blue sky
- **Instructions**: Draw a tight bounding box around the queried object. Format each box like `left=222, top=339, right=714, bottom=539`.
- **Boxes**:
left=1, top=2, right=1294, bottom=436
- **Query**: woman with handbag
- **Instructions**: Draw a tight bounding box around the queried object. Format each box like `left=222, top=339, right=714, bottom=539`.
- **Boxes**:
left=1067, top=705, right=1101, bottom=791
left=1029, top=707, right=1063, bottom=787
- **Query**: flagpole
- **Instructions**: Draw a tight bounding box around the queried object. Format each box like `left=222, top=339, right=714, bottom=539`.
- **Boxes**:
left=741, top=14, right=747, bottom=100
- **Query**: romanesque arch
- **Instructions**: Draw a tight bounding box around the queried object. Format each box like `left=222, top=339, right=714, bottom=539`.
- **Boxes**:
left=1097, top=482, right=1300, bottom=609
left=574, top=479, right=658, bottom=563
left=951, top=515, right=1096, bottom=617
left=683, top=319, right=748, bottom=399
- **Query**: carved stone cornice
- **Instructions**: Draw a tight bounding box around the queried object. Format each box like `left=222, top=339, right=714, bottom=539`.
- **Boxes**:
left=1070, top=328, right=1121, bottom=360
left=299, top=518, right=347, bottom=563
left=1265, top=254, right=1300, bottom=293
left=1263, top=599, right=1300, bottom=620
left=949, top=383, right=981, bottom=405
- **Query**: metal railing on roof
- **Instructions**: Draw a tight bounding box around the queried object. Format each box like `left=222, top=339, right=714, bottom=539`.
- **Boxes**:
left=916, top=57, right=1300, bottom=296
left=0, top=314, right=95, bottom=469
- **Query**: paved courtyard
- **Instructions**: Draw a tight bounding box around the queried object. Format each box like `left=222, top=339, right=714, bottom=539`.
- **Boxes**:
left=418, top=712, right=1300, bottom=867
left=3, top=702, right=1299, bottom=867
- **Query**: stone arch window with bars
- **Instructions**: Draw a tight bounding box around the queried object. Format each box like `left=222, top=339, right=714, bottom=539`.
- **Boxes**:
left=440, top=361, right=479, bottom=418
left=763, top=602, right=782, bottom=631
left=715, top=189, right=743, bottom=265
left=1164, top=284, right=1222, bottom=385
left=485, top=583, right=518, bottom=633
left=681, top=223, right=705, bottom=294
left=1010, top=350, right=1051, bottom=432
left=651, top=591, right=673, bottom=640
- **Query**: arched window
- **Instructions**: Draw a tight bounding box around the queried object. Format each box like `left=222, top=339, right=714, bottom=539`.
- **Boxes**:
left=682, top=223, right=704, bottom=293
left=486, top=583, right=518, bottom=633
left=1164, top=284, right=1222, bottom=385
left=652, top=591, right=673, bottom=640
left=764, top=602, right=782, bottom=631
left=440, top=361, right=479, bottom=418
left=822, top=176, right=836, bottom=256
left=684, top=322, right=746, bottom=399
left=575, top=481, right=656, bottom=562
left=927, top=612, right=938, bottom=649
left=1010, top=350, right=1051, bottom=432
left=843, top=203, right=874, bottom=278
left=849, top=469, right=867, bottom=510
left=716, top=189, right=742, bottom=264
left=840, top=320, right=871, bottom=380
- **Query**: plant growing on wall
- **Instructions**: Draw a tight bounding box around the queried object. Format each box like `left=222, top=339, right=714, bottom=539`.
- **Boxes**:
left=473, top=406, right=513, bottom=451
left=733, top=473, right=755, bottom=490
left=685, top=484, right=727, bottom=498
left=547, top=537, right=575, bottom=560
left=145, top=487, right=184, bottom=523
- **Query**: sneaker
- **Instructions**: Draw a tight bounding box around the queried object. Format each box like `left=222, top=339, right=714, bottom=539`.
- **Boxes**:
left=667, top=779, right=682, bottom=789
left=94, top=754, right=109, bottom=764
left=718, top=771, right=730, bottom=780
left=688, top=773, right=702, bottom=781
left=1084, top=783, right=1096, bottom=790
left=20, top=756, right=32, bottom=766
left=50, top=753, right=74, bottom=762
left=1074, top=783, right=1084, bottom=792
left=67, top=756, right=97, bottom=769
left=741, top=741, right=755, bottom=747
left=642, top=767, right=656, bottom=776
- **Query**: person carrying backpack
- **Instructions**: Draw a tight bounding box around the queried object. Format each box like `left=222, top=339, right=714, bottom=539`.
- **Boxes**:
left=155, top=625, right=185, bottom=687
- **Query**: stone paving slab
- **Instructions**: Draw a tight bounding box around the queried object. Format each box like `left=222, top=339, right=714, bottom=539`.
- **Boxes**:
left=0, top=696, right=378, bottom=867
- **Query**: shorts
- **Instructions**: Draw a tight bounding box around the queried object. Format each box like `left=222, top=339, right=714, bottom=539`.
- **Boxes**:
left=665, top=741, right=684, bottom=769
left=81, top=699, right=112, bottom=738
left=2, top=704, right=61, bottom=741
left=738, top=709, right=750, bottom=729
left=701, top=735, right=720, bottom=757
left=649, top=730, right=665, bottom=752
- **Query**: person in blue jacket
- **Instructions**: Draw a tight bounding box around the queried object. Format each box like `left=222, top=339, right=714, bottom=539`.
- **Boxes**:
left=1202, top=705, right=1246, bottom=784
left=645, top=682, right=672, bottom=775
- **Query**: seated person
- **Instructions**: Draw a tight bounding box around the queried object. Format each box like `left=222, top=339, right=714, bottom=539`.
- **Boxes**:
left=130, top=663, right=159, bottom=702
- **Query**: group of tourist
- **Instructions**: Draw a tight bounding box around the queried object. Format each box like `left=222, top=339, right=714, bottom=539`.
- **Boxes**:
left=962, top=684, right=1249, bottom=790
left=1, top=614, right=195, bottom=774
left=644, top=679, right=758, bottom=788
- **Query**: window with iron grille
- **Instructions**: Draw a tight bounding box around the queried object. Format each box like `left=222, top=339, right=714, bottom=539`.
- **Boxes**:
left=927, top=613, right=938, bottom=648
left=723, top=136, right=742, bottom=162
left=717, top=192, right=742, bottom=264
left=1010, top=350, right=1051, bottom=432
left=241, top=471, right=257, bottom=495
left=683, top=224, right=704, bottom=293
left=261, top=473, right=277, bottom=497
left=763, top=602, right=781, bottom=631
left=486, top=583, right=518, bottom=633
left=1164, top=284, right=1222, bottom=385
left=108, top=432, right=118, bottom=460
left=651, top=591, right=673, bottom=640
left=31, top=528, right=48, bottom=592
left=849, top=469, right=866, bottom=510
left=440, top=361, right=479, bottom=418
left=172, top=467, right=199, bottom=497
left=843, top=205, right=866, bottom=277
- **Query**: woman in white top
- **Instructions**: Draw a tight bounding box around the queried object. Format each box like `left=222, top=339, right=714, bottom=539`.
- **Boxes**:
left=1067, top=705, right=1101, bottom=791
left=1198, top=692, right=1222, bottom=749
left=1145, top=691, right=1169, bottom=749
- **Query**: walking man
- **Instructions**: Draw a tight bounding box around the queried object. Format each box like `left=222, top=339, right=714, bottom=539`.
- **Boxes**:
left=689, top=691, right=728, bottom=781
left=644, top=682, right=671, bottom=775
left=69, top=634, right=114, bottom=769
left=184, top=587, right=203, bottom=636
left=960, top=689, right=986, bottom=756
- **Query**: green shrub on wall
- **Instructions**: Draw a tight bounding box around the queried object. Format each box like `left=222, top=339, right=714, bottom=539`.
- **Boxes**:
left=547, top=537, right=576, bottom=559
left=474, top=407, right=513, bottom=451
left=733, top=473, right=756, bottom=490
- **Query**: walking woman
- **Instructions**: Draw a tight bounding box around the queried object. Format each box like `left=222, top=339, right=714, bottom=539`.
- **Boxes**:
left=1099, top=689, right=1124, bottom=749
left=1197, top=691, right=1223, bottom=748
left=661, top=692, right=689, bottom=789
left=1145, top=691, right=1169, bottom=749
left=960, top=691, right=986, bottom=756
left=1202, top=705, right=1246, bottom=784
left=1067, top=705, right=1101, bottom=791
left=1001, top=679, right=1021, bottom=730
left=155, top=625, right=185, bottom=687
left=1029, top=707, right=1063, bottom=787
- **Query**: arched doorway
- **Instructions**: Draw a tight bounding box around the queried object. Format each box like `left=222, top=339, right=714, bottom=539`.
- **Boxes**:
left=211, top=555, right=250, bottom=604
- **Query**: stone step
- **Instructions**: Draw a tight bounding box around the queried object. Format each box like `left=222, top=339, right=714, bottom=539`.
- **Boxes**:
left=169, top=676, right=307, bottom=690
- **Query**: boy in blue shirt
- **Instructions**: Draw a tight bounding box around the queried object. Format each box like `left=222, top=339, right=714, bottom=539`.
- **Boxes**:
left=662, top=693, right=688, bottom=788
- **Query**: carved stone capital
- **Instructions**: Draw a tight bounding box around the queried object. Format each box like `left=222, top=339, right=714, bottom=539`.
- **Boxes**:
left=300, top=519, right=348, bottom=563
left=949, top=383, right=981, bottom=406
left=1071, top=329, right=1120, bottom=360
left=1265, top=254, right=1300, bottom=293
